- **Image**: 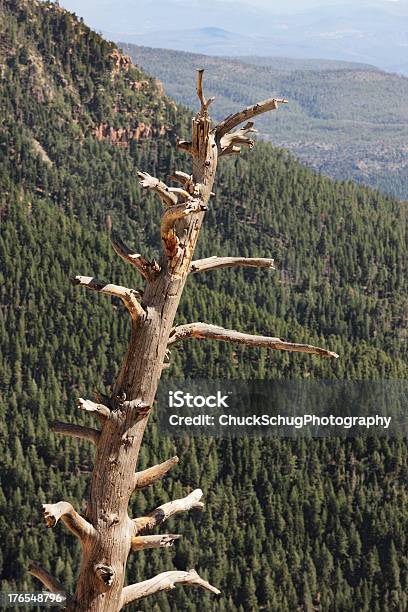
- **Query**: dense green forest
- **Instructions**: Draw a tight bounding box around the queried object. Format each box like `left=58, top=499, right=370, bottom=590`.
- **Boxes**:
left=124, top=44, right=408, bottom=201
left=1, top=1, right=407, bottom=610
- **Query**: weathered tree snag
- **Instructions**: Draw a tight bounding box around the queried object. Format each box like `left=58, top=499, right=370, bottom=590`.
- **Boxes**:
left=219, top=121, right=258, bottom=156
left=168, top=171, right=194, bottom=193
left=214, top=97, right=288, bottom=141
left=137, top=171, right=179, bottom=207
left=30, top=70, right=337, bottom=610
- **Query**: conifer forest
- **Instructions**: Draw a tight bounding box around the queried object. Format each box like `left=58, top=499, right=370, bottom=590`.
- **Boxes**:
left=0, top=1, right=407, bottom=610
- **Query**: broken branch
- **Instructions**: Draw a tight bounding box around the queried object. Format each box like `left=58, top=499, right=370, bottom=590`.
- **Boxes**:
left=190, top=256, right=275, bottom=274
left=42, top=501, right=95, bottom=541
left=134, top=456, right=179, bottom=490
left=78, top=397, right=111, bottom=423
left=70, top=276, right=145, bottom=320
left=138, top=171, right=178, bottom=207
left=131, top=534, right=182, bottom=551
left=133, top=489, right=204, bottom=534
left=162, top=200, right=203, bottom=233
left=28, top=561, right=72, bottom=604
left=219, top=121, right=257, bottom=156
left=215, top=97, right=288, bottom=140
left=196, top=68, right=215, bottom=113
left=168, top=187, right=191, bottom=201
left=51, top=421, right=100, bottom=445
left=121, top=568, right=220, bottom=606
left=168, top=323, right=339, bottom=358
left=176, top=138, right=192, bottom=154
left=110, top=231, right=160, bottom=281
left=169, top=171, right=194, bottom=194
left=161, top=200, right=204, bottom=258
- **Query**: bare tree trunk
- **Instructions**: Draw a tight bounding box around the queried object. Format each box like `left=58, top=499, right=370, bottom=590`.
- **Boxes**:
left=30, top=70, right=337, bottom=610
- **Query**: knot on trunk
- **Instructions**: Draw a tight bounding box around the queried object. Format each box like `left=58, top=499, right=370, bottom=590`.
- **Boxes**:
left=95, top=563, right=116, bottom=587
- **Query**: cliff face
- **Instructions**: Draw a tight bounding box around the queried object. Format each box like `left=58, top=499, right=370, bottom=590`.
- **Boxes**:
left=0, top=0, right=174, bottom=151
left=94, top=50, right=168, bottom=145
left=93, top=121, right=167, bottom=146
left=110, top=48, right=131, bottom=74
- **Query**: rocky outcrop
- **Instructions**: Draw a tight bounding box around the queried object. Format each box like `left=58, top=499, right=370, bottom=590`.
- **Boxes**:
left=110, top=49, right=131, bottom=75
left=93, top=121, right=167, bottom=146
left=154, top=79, right=164, bottom=97
left=129, top=80, right=149, bottom=91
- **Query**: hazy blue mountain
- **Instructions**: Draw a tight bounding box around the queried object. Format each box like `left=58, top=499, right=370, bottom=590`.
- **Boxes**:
left=60, top=0, right=276, bottom=41
left=118, top=26, right=260, bottom=56
left=60, top=0, right=408, bottom=74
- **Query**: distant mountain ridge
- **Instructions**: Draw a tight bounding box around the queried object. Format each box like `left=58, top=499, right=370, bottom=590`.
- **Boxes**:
left=120, top=23, right=400, bottom=70
left=118, top=26, right=260, bottom=57
left=56, top=0, right=408, bottom=74
left=58, top=0, right=408, bottom=74
left=121, top=44, right=408, bottom=200
left=235, top=55, right=379, bottom=72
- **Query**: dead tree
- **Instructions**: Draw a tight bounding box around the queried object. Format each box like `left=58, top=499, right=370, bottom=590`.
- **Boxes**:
left=29, top=70, right=338, bottom=611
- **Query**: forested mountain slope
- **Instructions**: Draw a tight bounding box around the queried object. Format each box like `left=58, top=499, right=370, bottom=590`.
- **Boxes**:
left=123, top=44, right=408, bottom=201
left=235, top=56, right=378, bottom=71
left=1, top=1, right=407, bottom=610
